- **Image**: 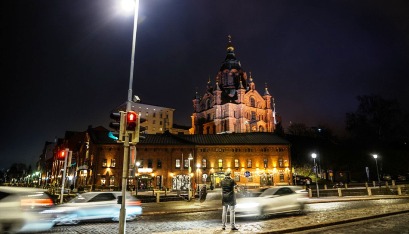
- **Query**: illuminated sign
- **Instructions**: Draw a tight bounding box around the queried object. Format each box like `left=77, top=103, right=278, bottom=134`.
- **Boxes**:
left=137, top=168, right=153, bottom=173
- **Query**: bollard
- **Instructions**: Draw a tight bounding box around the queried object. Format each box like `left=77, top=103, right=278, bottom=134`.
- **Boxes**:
left=344, top=183, right=348, bottom=189
left=373, top=181, right=376, bottom=187
left=397, top=185, right=402, bottom=195
left=156, top=192, right=161, bottom=203
left=365, top=182, right=368, bottom=188
left=367, top=187, right=372, bottom=196
left=324, top=184, right=327, bottom=190
left=308, top=188, right=312, bottom=198
left=337, top=188, right=342, bottom=197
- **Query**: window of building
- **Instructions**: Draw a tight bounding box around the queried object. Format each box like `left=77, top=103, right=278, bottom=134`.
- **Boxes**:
left=247, top=159, right=252, bottom=168
left=176, top=159, right=181, bottom=168
left=234, top=159, right=239, bottom=168
left=251, top=111, right=256, bottom=120
left=278, top=158, right=284, bottom=167
left=153, top=112, right=156, bottom=117
left=153, top=120, right=156, bottom=124
left=138, top=159, right=144, bottom=168
left=102, top=159, right=107, bottom=167
left=145, top=112, right=149, bottom=116
left=202, top=159, right=207, bottom=168
left=111, top=159, right=116, bottom=167
left=157, top=159, right=162, bottom=169
left=184, top=159, right=189, bottom=168
left=159, top=121, right=162, bottom=125
left=218, top=159, right=223, bottom=169
left=101, top=177, right=106, bottom=185
left=148, top=159, right=153, bottom=168
left=280, top=172, right=284, bottom=182
left=109, top=176, right=115, bottom=185
left=250, top=97, right=256, bottom=107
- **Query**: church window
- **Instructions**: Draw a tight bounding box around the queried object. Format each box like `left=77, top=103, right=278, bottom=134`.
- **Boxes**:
left=250, top=97, right=256, bottom=107
left=251, top=111, right=256, bottom=120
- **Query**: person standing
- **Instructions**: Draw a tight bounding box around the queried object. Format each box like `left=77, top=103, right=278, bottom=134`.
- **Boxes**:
left=221, top=171, right=238, bottom=231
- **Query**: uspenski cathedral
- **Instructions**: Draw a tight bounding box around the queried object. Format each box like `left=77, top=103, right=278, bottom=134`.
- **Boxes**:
left=190, top=36, right=279, bottom=134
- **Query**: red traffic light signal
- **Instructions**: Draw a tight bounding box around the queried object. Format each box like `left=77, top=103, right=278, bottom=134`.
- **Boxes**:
left=58, top=149, right=68, bottom=160
left=126, top=111, right=138, bottom=131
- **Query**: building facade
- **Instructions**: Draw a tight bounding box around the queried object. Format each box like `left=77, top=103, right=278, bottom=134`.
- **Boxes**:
left=190, top=37, right=278, bottom=134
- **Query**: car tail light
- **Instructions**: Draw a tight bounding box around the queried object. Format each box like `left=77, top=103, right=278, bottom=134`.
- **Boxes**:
left=21, top=198, right=54, bottom=208
left=127, top=200, right=141, bottom=206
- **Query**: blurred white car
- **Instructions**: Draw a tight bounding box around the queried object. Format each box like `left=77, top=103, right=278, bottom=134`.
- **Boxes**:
left=235, top=186, right=308, bottom=217
left=47, top=191, right=142, bottom=225
left=0, top=187, right=55, bottom=233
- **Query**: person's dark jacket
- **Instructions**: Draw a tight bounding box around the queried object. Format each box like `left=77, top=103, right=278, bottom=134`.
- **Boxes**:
left=221, top=176, right=236, bottom=206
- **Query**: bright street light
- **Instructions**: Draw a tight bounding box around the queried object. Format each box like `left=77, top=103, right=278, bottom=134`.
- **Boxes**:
left=311, top=153, right=319, bottom=198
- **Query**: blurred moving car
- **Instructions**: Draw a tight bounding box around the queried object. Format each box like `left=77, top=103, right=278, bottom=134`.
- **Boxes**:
left=0, top=186, right=55, bottom=233
left=47, top=191, right=142, bottom=225
left=235, top=186, right=308, bottom=217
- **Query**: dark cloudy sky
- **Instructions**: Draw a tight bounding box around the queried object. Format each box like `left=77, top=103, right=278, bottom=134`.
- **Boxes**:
left=2, top=0, right=409, bottom=170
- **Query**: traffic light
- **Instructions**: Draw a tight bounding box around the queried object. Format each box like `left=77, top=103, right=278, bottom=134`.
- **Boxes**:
left=57, top=148, right=69, bottom=161
left=110, top=111, right=126, bottom=142
left=126, top=111, right=139, bottom=144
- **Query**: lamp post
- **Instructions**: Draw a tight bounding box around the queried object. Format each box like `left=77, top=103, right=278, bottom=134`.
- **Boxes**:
left=119, top=1, right=140, bottom=233
left=311, top=153, right=319, bottom=198
left=372, top=154, right=381, bottom=188
left=188, top=153, right=193, bottom=200
left=196, top=163, right=201, bottom=195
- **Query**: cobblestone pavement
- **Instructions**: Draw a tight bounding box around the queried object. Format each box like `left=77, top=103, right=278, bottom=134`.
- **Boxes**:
left=143, top=195, right=409, bottom=234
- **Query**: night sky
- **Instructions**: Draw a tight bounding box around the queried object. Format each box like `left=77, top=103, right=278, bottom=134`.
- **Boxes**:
left=2, top=0, right=409, bottom=170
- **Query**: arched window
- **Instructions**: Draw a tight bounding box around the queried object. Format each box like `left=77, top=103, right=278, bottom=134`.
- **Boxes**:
left=250, top=97, right=256, bottom=107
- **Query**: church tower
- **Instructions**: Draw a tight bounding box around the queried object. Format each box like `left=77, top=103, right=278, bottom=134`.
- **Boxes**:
left=190, top=36, right=278, bottom=134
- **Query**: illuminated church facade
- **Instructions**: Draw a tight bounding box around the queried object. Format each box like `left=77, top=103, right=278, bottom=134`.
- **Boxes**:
left=190, top=37, right=278, bottom=134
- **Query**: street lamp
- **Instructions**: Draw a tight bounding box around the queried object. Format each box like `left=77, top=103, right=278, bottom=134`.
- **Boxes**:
left=119, top=1, right=140, bottom=233
left=188, top=153, right=193, bottom=200
left=372, top=154, right=381, bottom=188
left=311, top=153, right=319, bottom=198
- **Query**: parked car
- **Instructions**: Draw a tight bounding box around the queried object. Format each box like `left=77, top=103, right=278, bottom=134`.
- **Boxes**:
left=0, top=186, right=55, bottom=233
left=235, top=186, right=308, bottom=217
left=382, top=174, right=392, bottom=181
left=47, top=191, right=142, bottom=225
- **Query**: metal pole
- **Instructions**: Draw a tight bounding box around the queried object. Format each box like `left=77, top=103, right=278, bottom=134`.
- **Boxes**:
left=60, top=148, right=69, bottom=204
left=375, top=158, right=381, bottom=188
left=119, top=1, right=139, bottom=233
left=314, top=158, right=320, bottom=197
